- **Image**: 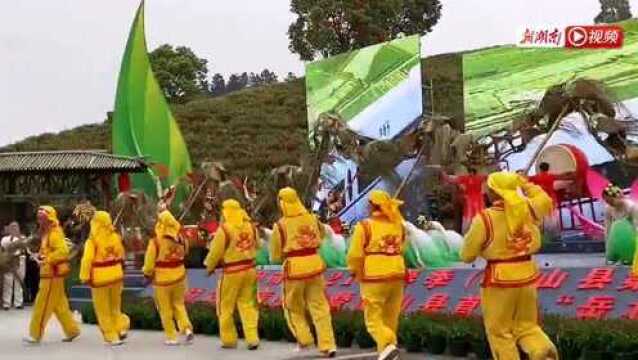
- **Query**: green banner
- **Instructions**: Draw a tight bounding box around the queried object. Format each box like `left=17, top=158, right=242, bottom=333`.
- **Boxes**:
left=112, top=1, right=192, bottom=200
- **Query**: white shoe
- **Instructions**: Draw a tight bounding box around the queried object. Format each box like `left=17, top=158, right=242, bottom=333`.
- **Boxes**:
left=107, top=340, right=124, bottom=347
left=164, top=340, right=180, bottom=346
left=183, top=330, right=194, bottom=345
left=320, top=349, right=337, bottom=358
left=378, top=344, right=400, bottom=360
left=22, top=336, right=40, bottom=345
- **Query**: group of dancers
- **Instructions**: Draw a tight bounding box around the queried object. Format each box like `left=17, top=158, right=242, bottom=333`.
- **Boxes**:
left=21, top=170, right=572, bottom=359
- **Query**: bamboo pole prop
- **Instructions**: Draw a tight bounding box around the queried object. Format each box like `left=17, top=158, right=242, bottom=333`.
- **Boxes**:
left=112, top=198, right=130, bottom=227
left=393, top=142, right=428, bottom=199
left=178, top=179, right=208, bottom=222
left=523, top=105, right=570, bottom=174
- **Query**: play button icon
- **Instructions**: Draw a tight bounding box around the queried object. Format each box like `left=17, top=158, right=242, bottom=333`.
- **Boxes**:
left=566, top=26, right=588, bottom=47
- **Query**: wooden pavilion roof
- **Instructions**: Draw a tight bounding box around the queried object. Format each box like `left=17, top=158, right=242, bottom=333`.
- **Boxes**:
left=0, top=150, right=147, bottom=175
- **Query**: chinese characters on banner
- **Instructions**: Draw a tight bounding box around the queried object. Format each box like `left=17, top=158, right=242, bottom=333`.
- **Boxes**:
left=172, top=267, right=638, bottom=319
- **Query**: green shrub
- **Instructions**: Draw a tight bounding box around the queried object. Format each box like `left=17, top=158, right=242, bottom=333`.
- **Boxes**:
left=466, top=317, right=490, bottom=359
left=189, top=303, right=218, bottom=335
left=447, top=319, right=471, bottom=357
left=353, top=312, right=375, bottom=349
left=260, top=309, right=285, bottom=341
left=107, top=296, right=638, bottom=358
left=398, top=315, right=428, bottom=353
left=333, top=311, right=355, bottom=348
left=579, top=320, right=613, bottom=360
left=427, top=323, right=448, bottom=355
left=80, top=303, right=97, bottom=325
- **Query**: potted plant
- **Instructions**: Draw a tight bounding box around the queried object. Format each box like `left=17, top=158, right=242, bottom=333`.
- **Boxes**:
left=466, top=318, right=490, bottom=360
left=261, top=309, right=285, bottom=341
left=353, top=313, right=375, bottom=349
left=579, top=322, right=612, bottom=360
left=79, top=304, right=97, bottom=324
left=427, top=323, right=448, bottom=355
left=398, top=315, right=426, bottom=353
left=197, top=305, right=219, bottom=335
left=447, top=321, right=471, bottom=357
left=610, top=330, right=638, bottom=360
left=333, top=311, right=355, bottom=348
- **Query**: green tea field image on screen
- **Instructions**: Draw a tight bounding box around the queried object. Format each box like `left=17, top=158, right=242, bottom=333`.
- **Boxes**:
left=463, top=20, right=638, bottom=136
left=305, top=35, right=422, bottom=145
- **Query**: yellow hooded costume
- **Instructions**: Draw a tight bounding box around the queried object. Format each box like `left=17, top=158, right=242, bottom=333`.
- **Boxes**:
left=143, top=210, right=193, bottom=343
left=79, top=211, right=130, bottom=343
left=461, top=172, right=558, bottom=360
left=28, top=206, right=80, bottom=342
left=347, top=190, right=406, bottom=355
left=204, top=199, right=260, bottom=349
left=269, top=188, right=336, bottom=354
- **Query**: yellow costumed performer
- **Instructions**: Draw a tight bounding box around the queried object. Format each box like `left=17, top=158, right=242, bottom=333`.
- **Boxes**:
left=347, top=190, right=405, bottom=360
left=270, top=187, right=336, bottom=358
left=23, top=206, right=80, bottom=344
left=143, top=210, right=194, bottom=346
left=204, top=199, right=260, bottom=350
left=461, top=172, right=558, bottom=360
left=79, top=211, right=130, bottom=346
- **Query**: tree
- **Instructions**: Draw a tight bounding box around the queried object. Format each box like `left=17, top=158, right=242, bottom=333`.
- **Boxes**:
left=595, top=0, right=632, bottom=23
left=288, top=0, right=442, bottom=61
left=260, top=69, right=279, bottom=84
left=285, top=72, right=298, bottom=82
left=249, top=72, right=264, bottom=87
left=210, top=73, right=226, bottom=97
left=149, top=44, right=209, bottom=103
left=227, top=72, right=249, bottom=92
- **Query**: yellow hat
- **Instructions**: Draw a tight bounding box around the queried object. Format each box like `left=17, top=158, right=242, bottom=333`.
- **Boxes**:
left=278, top=187, right=308, bottom=217
left=38, top=206, right=60, bottom=226
left=487, top=171, right=529, bottom=235
left=89, top=211, right=114, bottom=238
left=369, top=190, right=404, bottom=223
left=155, top=210, right=181, bottom=240
left=222, top=199, right=251, bottom=226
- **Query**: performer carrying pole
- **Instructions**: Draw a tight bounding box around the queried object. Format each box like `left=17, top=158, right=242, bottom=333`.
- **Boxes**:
left=142, top=210, right=194, bottom=346
left=204, top=199, right=260, bottom=350
left=461, top=172, right=558, bottom=360
left=79, top=211, right=130, bottom=346
left=347, top=190, right=405, bottom=360
left=23, top=206, right=80, bottom=344
left=270, top=187, right=336, bottom=358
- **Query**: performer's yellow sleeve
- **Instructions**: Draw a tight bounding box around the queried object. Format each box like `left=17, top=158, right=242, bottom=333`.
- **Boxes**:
left=270, top=223, right=283, bottom=264
left=46, top=230, right=69, bottom=264
left=346, top=223, right=365, bottom=280
left=142, top=240, right=157, bottom=278
left=79, top=239, right=95, bottom=283
left=460, top=215, right=486, bottom=263
left=522, top=181, right=553, bottom=222
left=204, top=229, right=226, bottom=274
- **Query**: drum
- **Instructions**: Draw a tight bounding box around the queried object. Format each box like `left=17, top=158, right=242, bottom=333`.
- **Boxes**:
left=536, top=144, right=590, bottom=199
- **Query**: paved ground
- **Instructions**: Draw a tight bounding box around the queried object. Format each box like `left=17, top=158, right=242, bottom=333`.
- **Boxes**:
left=0, top=308, right=460, bottom=360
